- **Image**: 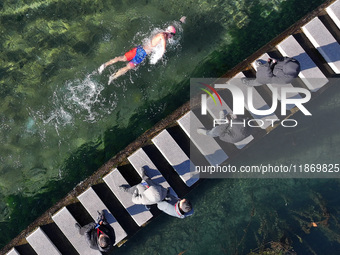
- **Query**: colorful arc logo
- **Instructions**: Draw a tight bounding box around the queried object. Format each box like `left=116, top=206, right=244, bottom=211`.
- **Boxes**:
left=199, top=82, right=222, bottom=115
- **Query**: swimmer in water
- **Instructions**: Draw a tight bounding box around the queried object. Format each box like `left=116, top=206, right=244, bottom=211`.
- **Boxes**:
left=98, top=17, right=186, bottom=84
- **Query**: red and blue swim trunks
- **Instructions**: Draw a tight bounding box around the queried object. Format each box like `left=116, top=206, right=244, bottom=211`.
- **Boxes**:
left=125, top=45, right=147, bottom=67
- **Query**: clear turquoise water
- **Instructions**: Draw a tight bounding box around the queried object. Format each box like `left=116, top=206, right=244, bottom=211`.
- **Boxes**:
left=0, top=0, right=331, bottom=251
left=114, top=83, right=340, bottom=254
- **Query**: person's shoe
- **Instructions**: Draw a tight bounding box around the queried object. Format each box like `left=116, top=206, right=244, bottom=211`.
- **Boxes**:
left=75, top=223, right=81, bottom=230
left=119, top=184, right=130, bottom=192
left=197, top=128, right=208, bottom=135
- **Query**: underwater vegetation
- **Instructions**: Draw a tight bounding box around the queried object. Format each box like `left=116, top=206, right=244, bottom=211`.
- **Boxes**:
left=0, top=0, right=330, bottom=250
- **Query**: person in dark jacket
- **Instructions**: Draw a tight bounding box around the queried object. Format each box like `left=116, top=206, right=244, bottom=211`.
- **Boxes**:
left=242, top=57, right=300, bottom=86
left=197, top=112, right=251, bottom=145
left=75, top=210, right=115, bottom=253
left=157, top=194, right=193, bottom=219
left=120, top=166, right=168, bottom=205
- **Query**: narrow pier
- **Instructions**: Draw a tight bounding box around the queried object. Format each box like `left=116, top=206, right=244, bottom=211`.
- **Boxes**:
left=3, top=0, right=340, bottom=254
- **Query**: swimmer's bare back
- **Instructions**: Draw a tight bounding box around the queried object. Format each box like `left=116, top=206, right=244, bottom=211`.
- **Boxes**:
left=143, top=32, right=168, bottom=54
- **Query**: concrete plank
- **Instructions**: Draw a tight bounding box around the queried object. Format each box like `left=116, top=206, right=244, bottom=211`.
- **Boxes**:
left=77, top=187, right=127, bottom=245
left=103, top=169, right=153, bottom=227
left=206, top=85, right=254, bottom=149
left=152, top=130, right=199, bottom=187
left=177, top=111, right=191, bottom=138
left=326, top=0, right=340, bottom=29
left=6, top=248, right=20, bottom=255
left=302, top=17, right=340, bottom=74
left=177, top=111, right=229, bottom=166
left=26, top=227, right=61, bottom=255
left=252, top=53, right=302, bottom=111
left=234, top=135, right=254, bottom=149
left=277, top=35, right=328, bottom=92
left=206, top=93, right=233, bottom=119
left=52, top=207, right=101, bottom=255
left=227, top=72, right=279, bottom=129
left=128, top=148, right=177, bottom=197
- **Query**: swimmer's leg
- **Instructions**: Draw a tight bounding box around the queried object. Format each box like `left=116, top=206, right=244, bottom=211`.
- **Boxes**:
left=99, top=55, right=127, bottom=74
left=106, top=55, right=127, bottom=66
left=108, top=63, right=135, bottom=84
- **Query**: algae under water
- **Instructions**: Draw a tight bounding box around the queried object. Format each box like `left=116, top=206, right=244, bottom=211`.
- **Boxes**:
left=114, top=82, right=340, bottom=255
left=0, top=0, right=332, bottom=251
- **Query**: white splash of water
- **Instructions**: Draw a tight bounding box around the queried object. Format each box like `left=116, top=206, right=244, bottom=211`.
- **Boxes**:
left=149, top=43, right=165, bottom=65
left=43, top=91, right=73, bottom=127
left=146, top=22, right=183, bottom=65
left=32, top=71, right=116, bottom=139
left=65, top=73, right=105, bottom=122
left=43, top=106, right=72, bottom=137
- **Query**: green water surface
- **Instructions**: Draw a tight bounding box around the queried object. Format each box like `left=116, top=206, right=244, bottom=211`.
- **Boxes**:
left=114, top=82, right=340, bottom=255
left=0, top=0, right=334, bottom=253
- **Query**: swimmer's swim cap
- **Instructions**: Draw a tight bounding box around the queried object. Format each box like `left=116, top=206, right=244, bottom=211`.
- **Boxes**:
left=166, top=25, right=176, bottom=34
